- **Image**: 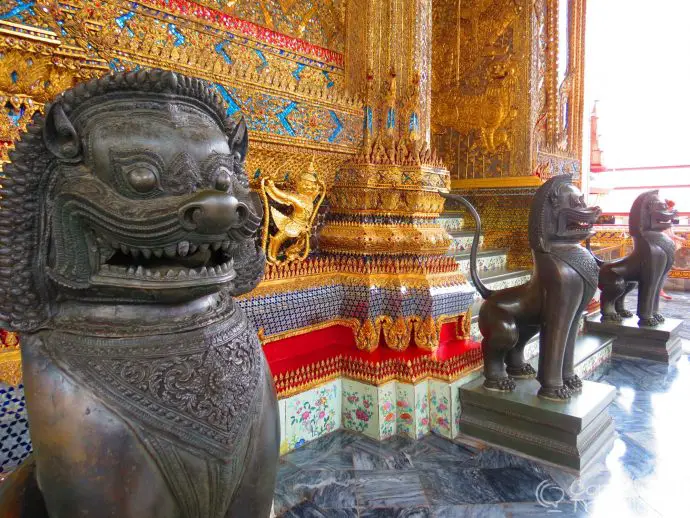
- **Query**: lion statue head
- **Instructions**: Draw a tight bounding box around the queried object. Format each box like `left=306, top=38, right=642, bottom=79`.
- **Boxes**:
left=0, top=69, right=264, bottom=331
left=629, top=190, right=677, bottom=237
left=528, top=175, right=601, bottom=253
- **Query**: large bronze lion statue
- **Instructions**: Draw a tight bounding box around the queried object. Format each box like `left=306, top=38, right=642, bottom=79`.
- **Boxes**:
left=443, top=175, right=601, bottom=400
left=594, top=190, right=677, bottom=327
left=0, top=70, right=279, bottom=517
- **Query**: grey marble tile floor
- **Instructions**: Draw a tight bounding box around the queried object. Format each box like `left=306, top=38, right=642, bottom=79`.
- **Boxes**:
left=275, top=291, right=690, bottom=517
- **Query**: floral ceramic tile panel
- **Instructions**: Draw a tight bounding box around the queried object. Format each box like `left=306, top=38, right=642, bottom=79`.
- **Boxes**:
left=285, top=379, right=340, bottom=450
left=396, top=382, right=415, bottom=438
left=342, top=379, right=379, bottom=440
left=428, top=380, right=452, bottom=438
left=451, top=370, right=482, bottom=438
left=414, top=381, right=430, bottom=438
left=378, top=382, right=397, bottom=440
left=279, top=398, right=288, bottom=454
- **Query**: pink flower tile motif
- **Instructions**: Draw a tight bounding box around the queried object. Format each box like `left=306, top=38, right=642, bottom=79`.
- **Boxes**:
left=378, top=382, right=396, bottom=440
left=285, top=379, right=340, bottom=450
left=342, top=379, right=378, bottom=439
left=414, top=381, right=430, bottom=439
left=396, top=383, right=415, bottom=438
left=429, top=380, right=452, bottom=438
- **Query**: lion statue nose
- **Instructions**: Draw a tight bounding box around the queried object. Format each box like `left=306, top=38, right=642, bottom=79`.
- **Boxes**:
left=179, top=192, right=248, bottom=234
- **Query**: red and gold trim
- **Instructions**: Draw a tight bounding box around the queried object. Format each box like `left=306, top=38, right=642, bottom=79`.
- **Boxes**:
left=142, top=0, right=344, bottom=67
left=264, top=322, right=482, bottom=399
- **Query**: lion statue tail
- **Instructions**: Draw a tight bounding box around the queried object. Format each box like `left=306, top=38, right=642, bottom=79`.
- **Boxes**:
left=441, top=193, right=493, bottom=300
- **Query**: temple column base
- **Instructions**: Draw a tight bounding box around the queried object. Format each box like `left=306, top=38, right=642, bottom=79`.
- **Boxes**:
left=586, top=314, right=683, bottom=363
left=458, top=378, right=616, bottom=472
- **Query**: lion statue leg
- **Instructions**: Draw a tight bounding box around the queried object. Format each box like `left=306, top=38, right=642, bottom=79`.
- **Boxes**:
left=652, top=259, right=674, bottom=324
left=614, top=281, right=636, bottom=318
left=599, top=272, right=626, bottom=322
left=225, top=362, right=279, bottom=517
left=21, top=335, right=181, bottom=518
left=562, top=282, right=597, bottom=392
left=479, top=304, right=518, bottom=392
left=536, top=266, right=587, bottom=401
left=637, top=274, right=661, bottom=327
left=505, top=325, right=539, bottom=378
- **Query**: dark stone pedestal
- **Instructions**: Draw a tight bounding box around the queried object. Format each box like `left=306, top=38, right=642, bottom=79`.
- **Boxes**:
left=586, top=314, right=683, bottom=363
left=459, top=378, right=616, bottom=471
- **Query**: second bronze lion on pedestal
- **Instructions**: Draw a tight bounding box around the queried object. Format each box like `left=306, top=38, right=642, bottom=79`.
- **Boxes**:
left=444, top=175, right=601, bottom=400
left=593, top=190, right=677, bottom=327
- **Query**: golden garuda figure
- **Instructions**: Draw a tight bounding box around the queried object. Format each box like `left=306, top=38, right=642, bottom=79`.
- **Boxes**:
left=260, top=160, right=326, bottom=264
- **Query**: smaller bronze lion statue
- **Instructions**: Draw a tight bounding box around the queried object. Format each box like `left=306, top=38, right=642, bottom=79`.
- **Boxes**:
left=443, top=176, right=601, bottom=400
left=593, top=190, right=677, bottom=327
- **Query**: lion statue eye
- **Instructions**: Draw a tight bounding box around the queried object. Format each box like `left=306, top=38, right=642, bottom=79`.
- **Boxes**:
left=215, top=167, right=233, bottom=191
left=126, top=165, right=159, bottom=193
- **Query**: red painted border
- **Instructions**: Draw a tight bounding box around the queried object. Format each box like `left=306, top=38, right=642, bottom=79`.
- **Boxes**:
left=144, top=0, right=345, bottom=67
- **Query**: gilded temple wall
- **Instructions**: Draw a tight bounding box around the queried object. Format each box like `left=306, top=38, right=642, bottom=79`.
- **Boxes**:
left=0, top=0, right=588, bottom=356
left=430, top=0, right=584, bottom=182
left=430, top=0, right=586, bottom=269
left=0, top=0, right=359, bottom=187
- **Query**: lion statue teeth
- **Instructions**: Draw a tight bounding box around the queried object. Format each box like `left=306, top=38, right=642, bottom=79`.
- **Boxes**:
left=0, top=69, right=278, bottom=518
left=443, top=175, right=601, bottom=401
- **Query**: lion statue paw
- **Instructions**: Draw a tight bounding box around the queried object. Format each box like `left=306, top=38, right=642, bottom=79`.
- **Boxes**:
left=639, top=317, right=660, bottom=327
left=653, top=313, right=665, bottom=323
left=601, top=313, right=623, bottom=323
left=617, top=309, right=634, bottom=318
left=563, top=375, right=583, bottom=392
left=484, top=377, right=516, bottom=392
left=506, top=363, right=537, bottom=379
left=538, top=385, right=572, bottom=401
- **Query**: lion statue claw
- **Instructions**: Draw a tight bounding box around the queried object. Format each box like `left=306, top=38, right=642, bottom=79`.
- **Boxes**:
left=0, top=70, right=278, bottom=518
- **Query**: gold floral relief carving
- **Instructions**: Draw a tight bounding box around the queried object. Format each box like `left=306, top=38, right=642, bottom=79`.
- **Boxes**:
left=204, top=0, right=346, bottom=51
left=431, top=0, right=530, bottom=180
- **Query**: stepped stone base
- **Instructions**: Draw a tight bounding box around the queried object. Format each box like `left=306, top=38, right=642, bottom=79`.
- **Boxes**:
left=459, top=378, right=616, bottom=471
left=586, top=314, right=683, bottom=363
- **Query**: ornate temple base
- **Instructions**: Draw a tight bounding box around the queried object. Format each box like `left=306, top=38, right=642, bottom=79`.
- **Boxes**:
left=586, top=314, right=683, bottom=363
left=459, top=378, right=616, bottom=471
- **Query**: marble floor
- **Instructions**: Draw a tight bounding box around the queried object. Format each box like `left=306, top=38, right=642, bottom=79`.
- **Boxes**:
left=274, top=291, right=690, bottom=517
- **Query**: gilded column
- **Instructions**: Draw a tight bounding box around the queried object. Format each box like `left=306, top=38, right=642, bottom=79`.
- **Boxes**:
left=319, top=0, right=472, bottom=352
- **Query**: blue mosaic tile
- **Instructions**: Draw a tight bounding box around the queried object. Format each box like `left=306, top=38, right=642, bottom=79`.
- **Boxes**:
left=0, top=382, right=32, bottom=474
left=240, top=283, right=476, bottom=339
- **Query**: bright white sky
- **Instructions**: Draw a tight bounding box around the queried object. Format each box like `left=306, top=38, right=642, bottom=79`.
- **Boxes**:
left=585, top=0, right=690, bottom=168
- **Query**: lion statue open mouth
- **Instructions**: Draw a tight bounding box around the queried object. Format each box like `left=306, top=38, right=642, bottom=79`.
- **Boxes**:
left=0, top=69, right=278, bottom=518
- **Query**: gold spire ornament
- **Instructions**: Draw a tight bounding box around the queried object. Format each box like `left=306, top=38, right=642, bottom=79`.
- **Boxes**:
left=260, top=159, right=326, bottom=264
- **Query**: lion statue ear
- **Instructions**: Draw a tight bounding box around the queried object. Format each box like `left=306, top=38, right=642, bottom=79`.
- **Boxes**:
left=43, top=102, right=81, bottom=161
left=227, top=117, right=248, bottom=162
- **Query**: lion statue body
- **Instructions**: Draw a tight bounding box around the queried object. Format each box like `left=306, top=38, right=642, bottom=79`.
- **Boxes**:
left=0, top=70, right=278, bottom=518
left=444, top=176, right=601, bottom=400
left=595, top=190, right=677, bottom=327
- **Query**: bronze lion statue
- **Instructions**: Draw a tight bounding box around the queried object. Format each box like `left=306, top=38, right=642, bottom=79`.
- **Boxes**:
left=593, top=190, right=677, bottom=326
left=0, top=70, right=278, bottom=518
left=443, top=175, right=601, bottom=400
